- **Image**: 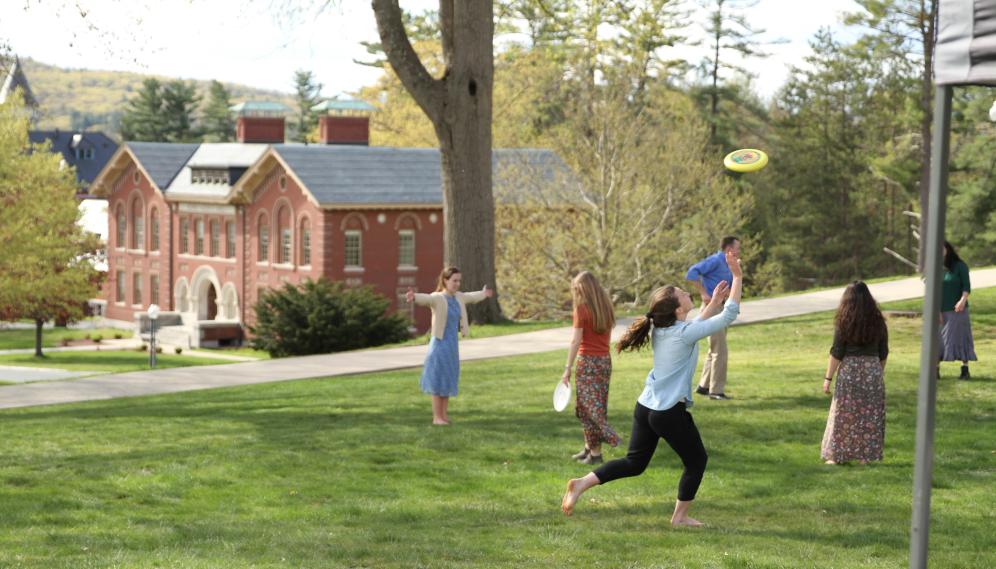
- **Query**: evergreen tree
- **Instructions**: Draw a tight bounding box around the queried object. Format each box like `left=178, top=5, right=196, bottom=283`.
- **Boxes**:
left=161, top=80, right=202, bottom=142
left=691, top=0, right=785, bottom=149
left=119, top=78, right=202, bottom=142
left=201, top=80, right=236, bottom=142
left=290, top=69, right=323, bottom=143
left=119, top=78, right=167, bottom=142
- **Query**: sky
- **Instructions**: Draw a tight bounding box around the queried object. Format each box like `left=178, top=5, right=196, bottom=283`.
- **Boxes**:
left=4, top=0, right=864, bottom=101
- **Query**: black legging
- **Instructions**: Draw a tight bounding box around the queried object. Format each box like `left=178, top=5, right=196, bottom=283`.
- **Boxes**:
left=592, top=401, right=708, bottom=502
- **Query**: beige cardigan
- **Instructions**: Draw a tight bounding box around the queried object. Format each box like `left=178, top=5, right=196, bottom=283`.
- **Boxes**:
left=413, top=290, right=488, bottom=340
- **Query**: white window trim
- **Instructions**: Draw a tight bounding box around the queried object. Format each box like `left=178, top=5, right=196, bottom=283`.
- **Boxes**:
left=397, top=266, right=419, bottom=273
left=126, top=249, right=147, bottom=255
left=256, top=261, right=270, bottom=268
left=271, top=263, right=295, bottom=270
left=343, top=267, right=365, bottom=274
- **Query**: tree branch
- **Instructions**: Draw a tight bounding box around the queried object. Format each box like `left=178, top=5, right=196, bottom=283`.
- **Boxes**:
left=371, top=0, right=445, bottom=122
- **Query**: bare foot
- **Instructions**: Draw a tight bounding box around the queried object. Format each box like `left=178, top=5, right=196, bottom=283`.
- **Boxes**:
left=825, top=460, right=838, bottom=465
left=432, top=420, right=449, bottom=425
left=561, top=479, right=582, bottom=516
left=444, top=418, right=455, bottom=424
left=857, top=459, right=868, bottom=466
left=671, top=516, right=705, bottom=527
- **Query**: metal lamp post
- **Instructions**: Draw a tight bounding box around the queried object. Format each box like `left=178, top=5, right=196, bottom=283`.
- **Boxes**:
left=147, top=304, right=159, bottom=368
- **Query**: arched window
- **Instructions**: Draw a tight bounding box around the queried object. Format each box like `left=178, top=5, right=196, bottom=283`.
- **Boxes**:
left=176, top=280, right=189, bottom=312
left=398, top=230, right=415, bottom=266
left=150, top=207, right=160, bottom=251
left=278, top=206, right=291, bottom=264
left=300, top=218, right=311, bottom=266
left=132, top=199, right=144, bottom=250
left=223, top=287, right=238, bottom=320
left=116, top=205, right=126, bottom=249
left=258, top=214, right=269, bottom=262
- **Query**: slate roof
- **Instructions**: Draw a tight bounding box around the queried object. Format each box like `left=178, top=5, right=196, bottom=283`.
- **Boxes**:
left=272, top=145, right=570, bottom=205
left=0, top=56, right=37, bottom=107
left=29, top=130, right=119, bottom=189
left=273, top=146, right=443, bottom=204
left=127, top=142, right=200, bottom=190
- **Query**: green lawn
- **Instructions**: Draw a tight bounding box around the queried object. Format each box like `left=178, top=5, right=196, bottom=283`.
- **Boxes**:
left=0, top=351, right=229, bottom=373
left=0, top=294, right=994, bottom=567
left=0, top=327, right=131, bottom=351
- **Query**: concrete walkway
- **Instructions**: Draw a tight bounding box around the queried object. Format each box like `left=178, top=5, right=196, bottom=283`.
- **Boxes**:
left=2, top=269, right=994, bottom=411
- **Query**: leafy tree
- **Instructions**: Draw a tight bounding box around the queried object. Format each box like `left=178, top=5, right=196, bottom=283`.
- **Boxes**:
left=0, top=89, right=102, bottom=357
left=248, top=278, right=411, bottom=358
left=290, top=69, right=323, bottom=143
left=201, top=80, right=236, bottom=142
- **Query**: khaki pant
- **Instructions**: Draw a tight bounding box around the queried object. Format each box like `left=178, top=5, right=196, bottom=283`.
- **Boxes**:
left=698, top=327, right=728, bottom=394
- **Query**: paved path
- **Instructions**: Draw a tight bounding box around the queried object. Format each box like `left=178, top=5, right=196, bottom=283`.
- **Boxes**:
left=0, top=366, right=107, bottom=384
left=3, top=269, right=995, bottom=411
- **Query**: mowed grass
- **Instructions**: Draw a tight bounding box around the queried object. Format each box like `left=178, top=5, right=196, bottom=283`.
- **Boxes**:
left=1, top=294, right=995, bottom=567
left=0, top=351, right=230, bottom=373
left=0, top=327, right=131, bottom=351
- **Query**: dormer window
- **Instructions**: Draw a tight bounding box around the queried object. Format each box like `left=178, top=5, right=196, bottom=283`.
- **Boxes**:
left=191, top=169, right=229, bottom=185
left=75, top=148, right=94, bottom=160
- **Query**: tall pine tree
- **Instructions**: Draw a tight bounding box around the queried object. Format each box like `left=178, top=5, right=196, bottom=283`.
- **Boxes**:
left=290, top=70, right=323, bottom=143
left=201, top=80, right=236, bottom=142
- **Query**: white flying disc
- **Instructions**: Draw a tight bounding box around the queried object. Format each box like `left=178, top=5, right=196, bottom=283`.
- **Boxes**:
left=553, top=380, right=571, bottom=412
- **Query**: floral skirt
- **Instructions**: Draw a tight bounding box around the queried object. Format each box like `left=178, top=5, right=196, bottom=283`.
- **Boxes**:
left=821, top=355, right=885, bottom=462
left=575, top=355, right=621, bottom=448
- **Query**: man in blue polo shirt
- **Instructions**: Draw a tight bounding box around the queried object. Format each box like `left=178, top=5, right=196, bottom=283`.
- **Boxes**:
left=685, top=236, right=741, bottom=400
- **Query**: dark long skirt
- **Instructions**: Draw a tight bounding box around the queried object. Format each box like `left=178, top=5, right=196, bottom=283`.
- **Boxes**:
left=939, top=308, right=977, bottom=362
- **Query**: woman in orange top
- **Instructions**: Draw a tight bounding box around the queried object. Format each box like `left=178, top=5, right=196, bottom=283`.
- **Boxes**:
left=561, top=271, right=620, bottom=464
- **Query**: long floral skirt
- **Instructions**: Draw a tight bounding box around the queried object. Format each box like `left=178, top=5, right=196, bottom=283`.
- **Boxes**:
left=575, top=355, right=622, bottom=448
left=821, top=355, right=885, bottom=462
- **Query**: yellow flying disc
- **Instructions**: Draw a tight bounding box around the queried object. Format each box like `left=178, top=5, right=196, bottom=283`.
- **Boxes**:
left=724, top=149, right=768, bottom=172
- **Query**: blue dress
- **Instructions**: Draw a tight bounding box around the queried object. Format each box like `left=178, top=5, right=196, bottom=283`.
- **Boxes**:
left=420, top=294, right=461, bottom=397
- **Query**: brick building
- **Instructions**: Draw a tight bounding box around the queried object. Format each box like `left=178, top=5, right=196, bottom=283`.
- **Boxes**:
left=89, top=101, right=564, bottom=348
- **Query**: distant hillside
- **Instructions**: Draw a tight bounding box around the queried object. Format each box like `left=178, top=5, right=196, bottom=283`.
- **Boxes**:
left=20, top=58, right=297, bottom=138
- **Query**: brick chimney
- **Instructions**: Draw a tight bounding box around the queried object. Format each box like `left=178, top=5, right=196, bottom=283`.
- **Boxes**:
left=318, top=116, right=369, bottom=145
left=311, top=100, right=377, bottom=146
left=229, top=101, right=291, bottom=144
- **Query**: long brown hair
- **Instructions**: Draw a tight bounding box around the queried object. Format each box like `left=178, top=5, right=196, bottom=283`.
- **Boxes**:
left=571, top=271, right=615, bottom=334
left=616, top=286, right=683, bottom=354
left=834, top=280, right=886, bottom=346
left=435, top=266, right=461, bottom=293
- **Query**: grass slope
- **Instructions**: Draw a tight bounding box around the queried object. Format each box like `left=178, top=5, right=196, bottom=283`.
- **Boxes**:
left=0, top=293, right=994, bottom=567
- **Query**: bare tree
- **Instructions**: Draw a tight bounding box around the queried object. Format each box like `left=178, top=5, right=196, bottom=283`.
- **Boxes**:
left=371, top=1, right=500, bottom=323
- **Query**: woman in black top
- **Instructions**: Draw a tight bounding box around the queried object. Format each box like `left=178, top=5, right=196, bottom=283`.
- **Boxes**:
left=821, top=281, right=888, bottom=466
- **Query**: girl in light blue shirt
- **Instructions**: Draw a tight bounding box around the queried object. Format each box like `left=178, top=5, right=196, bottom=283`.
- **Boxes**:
left=561, top=251, right=743, bottom=527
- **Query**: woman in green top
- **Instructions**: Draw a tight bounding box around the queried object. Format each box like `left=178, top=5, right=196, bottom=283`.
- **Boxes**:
left=939, top=241, right=976, bottom=379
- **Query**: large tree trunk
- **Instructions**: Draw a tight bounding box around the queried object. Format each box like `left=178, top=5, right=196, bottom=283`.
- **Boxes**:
left=34, top=318, right=44, bottom=358
left=372, top=0, right=500, bottom=323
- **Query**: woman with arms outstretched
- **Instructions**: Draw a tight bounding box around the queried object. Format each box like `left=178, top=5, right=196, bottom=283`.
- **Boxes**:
left=561, top=251, right=742, bottom=526
left=407, top=267, right=493, bottom=425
